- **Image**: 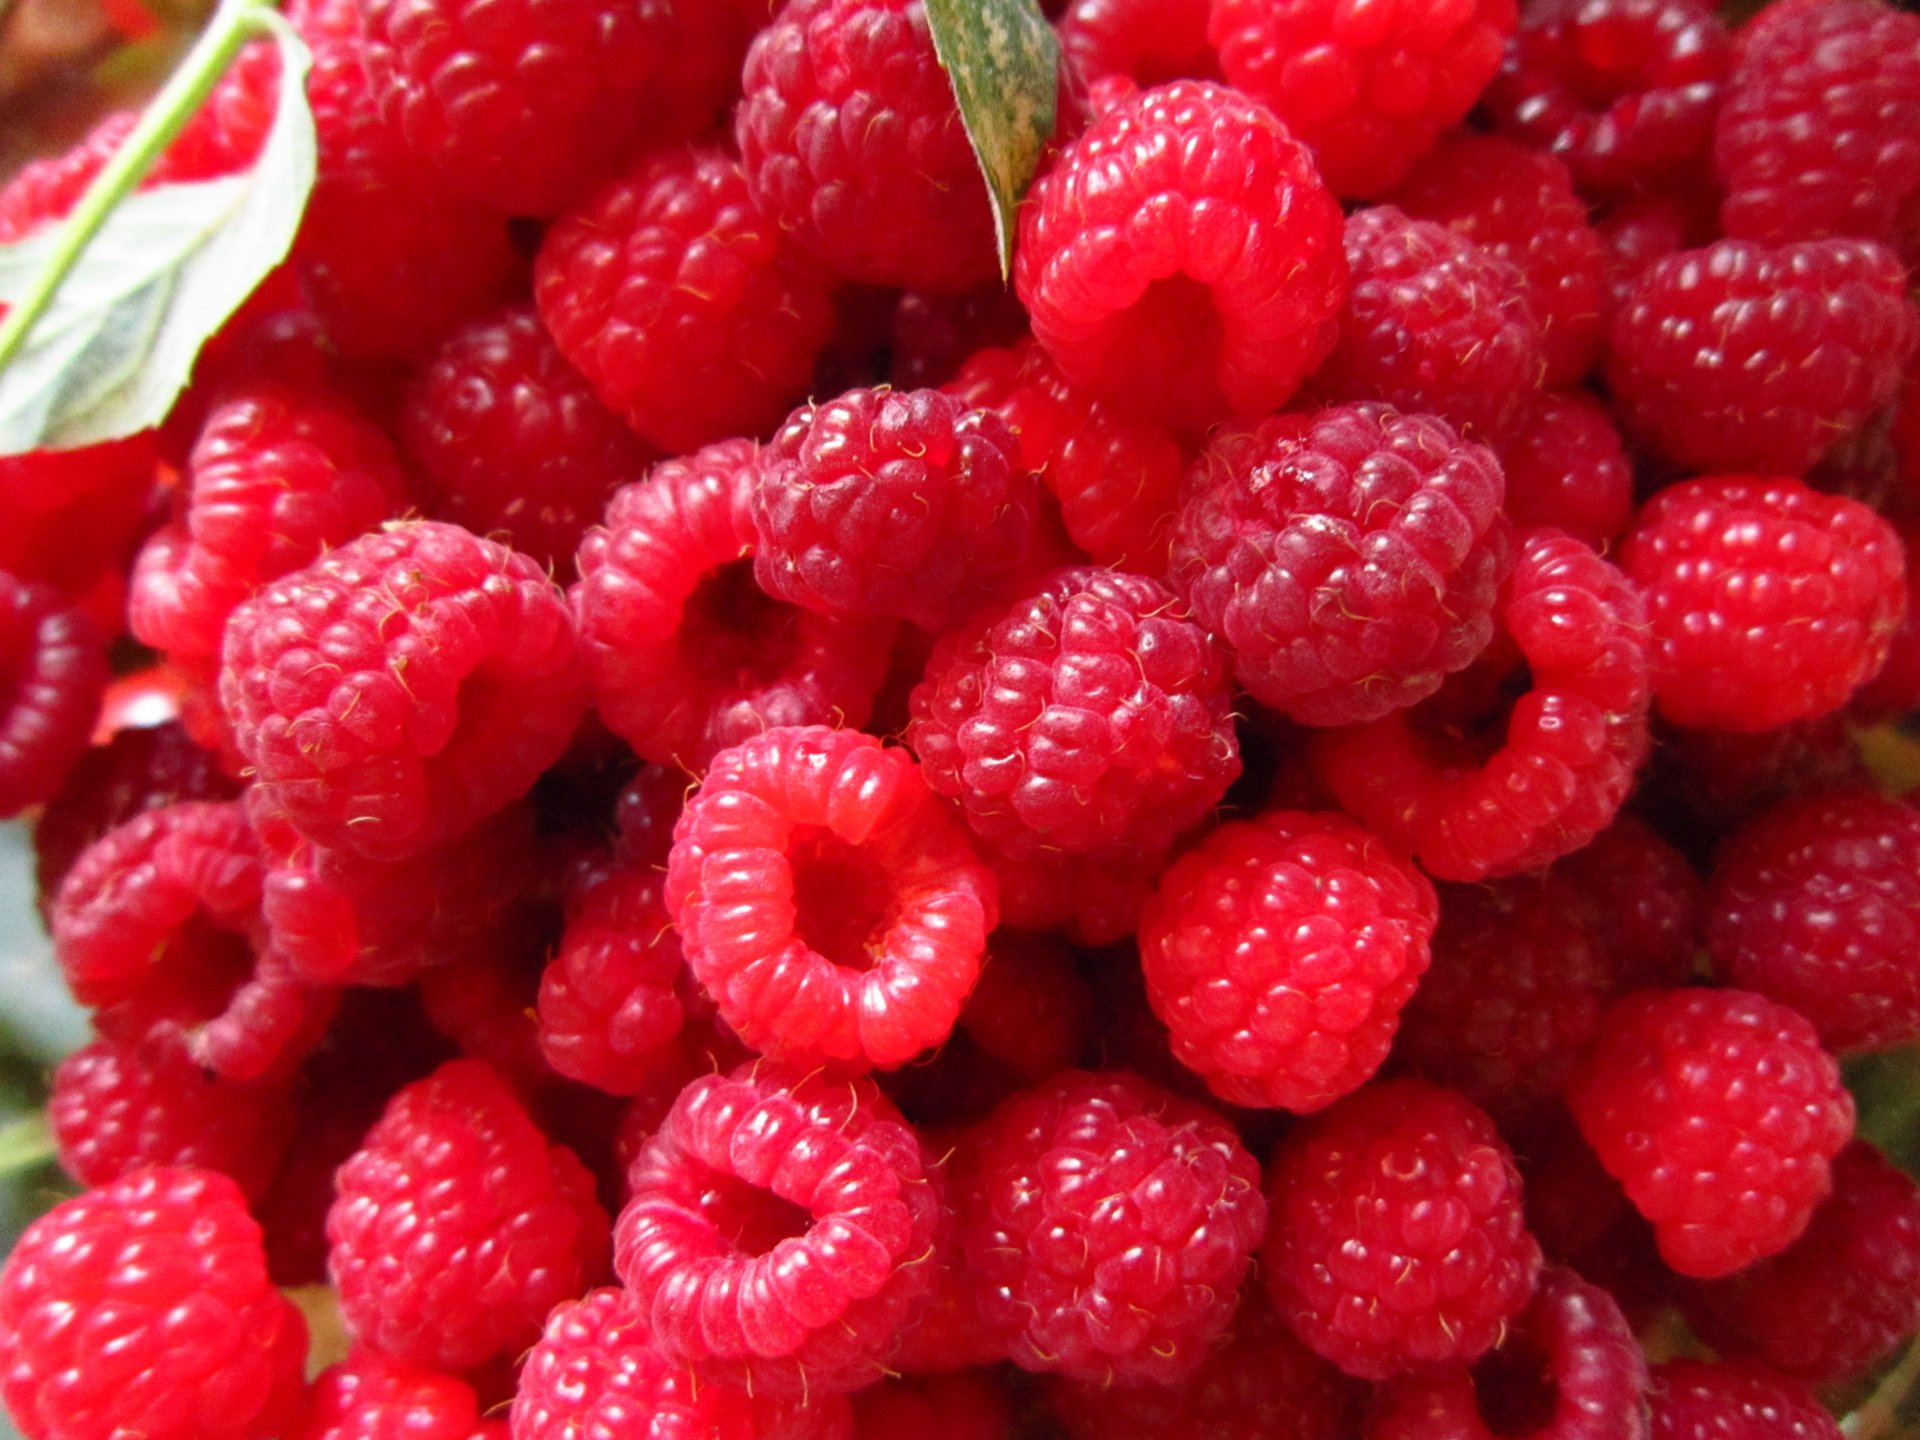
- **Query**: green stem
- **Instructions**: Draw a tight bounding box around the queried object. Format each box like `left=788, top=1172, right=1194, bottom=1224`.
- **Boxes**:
left=0, top=0, right=274, bottom=372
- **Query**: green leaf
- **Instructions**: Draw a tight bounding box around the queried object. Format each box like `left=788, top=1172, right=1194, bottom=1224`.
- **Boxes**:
left=923, top=0, right=1059, bottom=282
left=0, top=1114, right=53, bottom=1178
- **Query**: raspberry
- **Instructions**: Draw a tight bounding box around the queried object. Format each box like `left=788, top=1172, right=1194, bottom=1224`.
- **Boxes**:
left=852, top=1371, right=1010, bottom=1440
left=1311, top=528, right=1652, bottom=881
left=1168, top=403, right=1513, bottom=728
left=955, top=1069, right=1267, bottom=1383
left=1640, top=713, right=1867, bottom=843
left=399, top=304, right=656, bottom=578
left=1619, top=477, right=1908, bottom=733
left=1138, top=809, right=1438, bottom=1113
left=616, top=1061, right=943, bottom=1395
left=664, top=726, right=995, bottom=1070
left=1014, top=81, right=1347, bottom=435
left=0, top=437, right=156, bottom=613
left=1209, top=0, right=1514, bottom=197
left=1647, top=1362, right=1840, bottom=1440
left=0, top=1168, right=307, bottom=1440
left=1566, top=987, right=1854, bottom=1278
left=1544, top=812, right=1705, bottom=989
left=414, top=922, right=555, bottom=1089
left=950, top=930, right=1092, bottom=1085
left=1263, top=1078, right=1542, bottom=1380
left=1316, top=206, right=1546, bottom=444
left=1604, top=238, right=1919, bottom=474
left=1496, top=390, right=1635, bottom=550
left=888, top=1230, right=1005, bottom=1376
left=751, top=387, right=1041, bottom=630
left=536, top=145, right=837, bottom=454
left=1482, top=0, right=1731, bottom=198
left=0, top=573, right=107, bottom=818
left=889, top=288, right=1033, bottom=392
left=1387, top=135, right=1609, bottom=388
left=1594, top=189, right=1717, bottom=305
left=327, top=1058, right=610, bottom=1370
left=735, top=0, right=998, bottom=292
left=219, top=520, right=586, bottom=862
left=1855, top=522, right=1920, bottom=717
left=289, top=1349, right=502, bottom=1440
left=1059, top=0, right=1218, bottom=88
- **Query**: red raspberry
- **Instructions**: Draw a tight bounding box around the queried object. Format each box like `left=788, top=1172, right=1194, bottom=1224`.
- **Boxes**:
left=735, top=0, right=998, bottom=292
left=328, top=1058, right=610, bottom=1370
left=1209, top=0, right=1514, bottom=197
left=0, top=574, right=107, bottom=819
left=1317, top=206, right=1546, bottom=444
left=888, top=1228, right=1005, bottom=1376
left=1387, top=135, right=1609, bottom=388
left=852, top=1371, right=1010, bottom=1440
left=616, top=1061, right=942, bottom=1395
left=665, top=726, right=995, bottom=1069
left=1855, top=521, right=1920, bottom=717
left=1169, top=403, right=1513, bottom=728
left=1594, top=188, right=1718, bottom=304
left=1604, top=238, right=1918, bottom=474
left=289, top=1349, right=502, bottom=1440
left=399, top=304, right=656, bottom=578
left=1014, top=80, right=1347, bottom=435
left=1545, top=812, right=1705, bottom=989
left=415, top=923, right=556, bottom=1089
left=751, top=387, right=1041, bottom=630
left=980, top=831, right=1163, bottom=945
left=536, top=145, right=837, bottom=454
left=1139, top=809, right=1438, bottom=1113
left=951, top=930, right=1092, bottom=1085
left=1619, top=477, right=1908, bottom=732
left=890, top=287, right=1032, bottom=392
left=907, top=567, right=1239, bottom=861
left=0, top=437, right=156, bottom=616
left=955, top=1069, right=1267, bottom=1383
left=219, top=520, right=586, bottom=862
left=1059, top=0, right=1218, bottom=88
left=0, top=1167, right=307, bottom=1440
left=1640, top=713, right=1867, bottom=844
left=1497, top=390, right=1635, bottom=550
left=1312, top=528, right=1652, bottom=881
left=1263, top=1078, right=1542, bottom=1380
left=1647, top=1361, right=1840, bottom=1440
left=1566, top=987, right=1854, bottom=1278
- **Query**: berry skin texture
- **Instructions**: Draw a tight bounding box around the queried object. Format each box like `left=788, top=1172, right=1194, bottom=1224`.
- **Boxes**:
left=1138, top=809, right=1439, bottom=1113
left=735, top=0, right=997, bottom=292
left=1169, top=403, right=1514, bottom=729
left=1014, top=80, right=1348, bottom=435
left=219, top=520, right=586, bottom=862
left=1263, top=1078, right=1543, bottom=1381
left=1209, top=0, right=1517, bottom=198
left=955, top=1069, right=1268, bottom=1384
left=1566, top=988, right=1855, bottom=1279
left=1604, top=238, right=1919, bottom=475
left=1619, top=477, right=1908, bottom=733
left=536, top=145, right=837, bottom=455
left=665, top=727, right=995, bottom=1070
left=0, top=573, right=107, bottom=818
left=327, top=1059, right=610, bottom=1372
left=0, top=1167, right=307, bottom=1440
left=289, top=1349, right=502, bottom=1440
left=1059, top=0, right=1219, bottom=89
left=616, top=1062, right=943, bottom=1397
left=1497, top=391, right=1635, bottom=551
left=1647, top=1362, right=1840, bottom=1440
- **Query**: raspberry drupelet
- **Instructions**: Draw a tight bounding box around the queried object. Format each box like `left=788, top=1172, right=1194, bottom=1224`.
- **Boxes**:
left=0, top=1167, right=307, bottom=1440
left=1497, top=391, right=1635, bottom=550
left=1647, top=1362, right=1841, bottom=1440
left=666, top=726, right=994, bottom=1070
left=1263, top=1078, right=1543, bottom=1380
left=616, top=1062, right=943, bottom=1396
left=1014, top=80, right=1348, bottom=436
left=289, top=1349, right=503, bottom=1440
left=1058, top=0, right=1218, bottom=89
left=954, top=1068, right=1268, bottom=1384
left=0, top=573, right=107, bottom=818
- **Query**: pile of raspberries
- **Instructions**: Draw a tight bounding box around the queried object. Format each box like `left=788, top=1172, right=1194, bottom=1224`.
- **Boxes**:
left=6, top=0, right=1920, bottom=1435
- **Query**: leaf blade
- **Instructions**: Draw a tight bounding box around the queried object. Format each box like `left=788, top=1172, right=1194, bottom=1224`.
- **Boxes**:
left=0, top=1114, right=54, bottom=1178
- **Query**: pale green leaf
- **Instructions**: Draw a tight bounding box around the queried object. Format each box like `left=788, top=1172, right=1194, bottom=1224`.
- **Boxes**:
left=0, top=1114, right=53, bottom=1178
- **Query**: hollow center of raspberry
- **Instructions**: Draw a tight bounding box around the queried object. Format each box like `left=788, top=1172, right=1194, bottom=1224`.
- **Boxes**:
left=1418, top=640, right=1533, bottom=766
left=787, top=826, right=897, bottom=972
left=1472, top=1336, right=1557, bottom=1437
left=706, top=1173, right=814, bottom=1257
left=680, top=559, right=802, bottom=686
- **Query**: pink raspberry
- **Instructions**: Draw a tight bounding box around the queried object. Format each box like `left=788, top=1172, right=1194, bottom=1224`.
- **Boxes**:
left=852, top=1371, right=1010, bottom=1440
left=0, top=573, right=107, bottom=819
left=288, top=1349, right=503, bottom=1440
left=1014, top=80, right=1347, bottom=435
left=1059, top=0, right=1218, bottom=88
left=1647, top=1361, right=1841, bottom=1440
left=1496, top=390, right=1635, bottom=550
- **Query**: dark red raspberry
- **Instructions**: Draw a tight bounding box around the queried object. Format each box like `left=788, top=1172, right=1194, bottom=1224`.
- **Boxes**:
left=1855, top=522, right=1920, bottom=717
left=1015, top=80, right=1347, bottom=435
left=1594, top=188, right=1718, bottom=305
left=289, top=1349, right=502, bottom=1440
left=889, top=287, right=1032, bottom=392
left=1263, top=1078, right=1542, bottom=1380
left=1619, top=477, right=1908, bottom=732
left=1640, top=713, right=1868, bottom=844
left=328, top=1059, right=610, bottom=1370
left=950, top=930, right=1092, bottom=1085
left=980, top=830, right=1162, bottom=945
left=0, top=437, right=156, bottom=619
left=1169, top=403, right=1513, bottom=728
left=1647, top=1361, right=1840, bottom=1440
left=665, top=726, right=994, bottom=1069
left=220, top=520, right=586, bottom=862
left=0, top=1168, right=307, bottom=1440
left=536, top=145, right=837, bottom=454
left=853, top=1371, right=1009, bottom=1440
left=1312, top=528, right=1652, bottom=881
left=1139, top=809, right=1438, bottom=1113
left=1497, top=390, right=1635, bottom=550
left=955, top=1069, right=1266, bottom=1383
left=1604, top=237, right=1918, bottom=474
left=1060, top=0, right=1217, bottom=87
left=1566, top=987, right=1854, bottom=1278
left=0, top=573, right=107, bottom=818
left=1543, top=812, right=1704, bottom=989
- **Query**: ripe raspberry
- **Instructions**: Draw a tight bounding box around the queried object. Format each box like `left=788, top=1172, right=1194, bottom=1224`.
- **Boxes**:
left=220, top=520, right=586, bottom=862
left=1619, top=477, right=1908, bottom=733
left=1855, top=522, right=1920, bottom=717
left=888, top=1230, right=1005, bottom=1377
left=853, top=1371, right=1010, bottom=1440
left=0, top=437, right=156, bottom=613
left=951, top=930, right=1093, bottom=1085
left=1139, top=809, right=1438, bottom=1113
left=955, top=1069, right=1266, bottom=1383
left=1566, top=988, right=1854, bottom=1278
left=1640, top=713, right=1867, bottom=844
left=0, top=573, right=107, bottom=818
left=289, top=1349, right=502, bottom=1440
left=1497, top=390, right=1635, bottom=550
left=1169, top=403, right=1513, bottom=728
left=890, top=287, right=1032, bottom=392
left=1059, top=0, right=1218, bottom=88
left=0, top=1168, right=307, bottom=1440
left=1264, top=1078, right=1542, bottom=1380
left=1317, top=206, right=1546, bottom=444
left=665, top=726, right=995, bottom=1070
left=1545, top=812, right=1705, bottom=989
left=1647, top=1362, right=1840, bottom=1440
left=1604, top=238, right=1918, bottom=474
left=536, top=145, right=837, bottom=454
left=1595, top=189, right=1717, bottom=304
left=617, top=1062, right=942, bottom=1395
left=1209, top=0, right=1513, bottom=196
left=1014, top=80, right=1347, bottom=434
left=414, top=922, right=555, bottom=1089
left=328, top=1059, right=610, bottom=1370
